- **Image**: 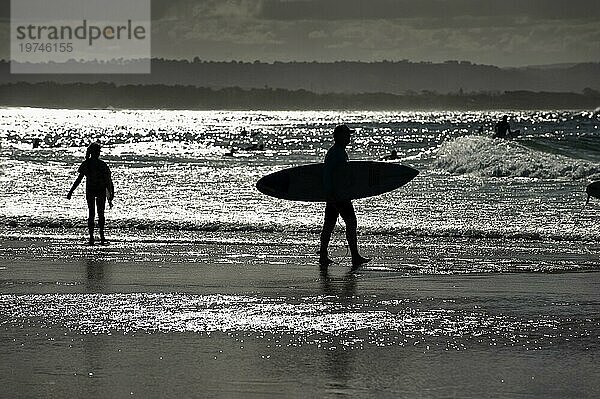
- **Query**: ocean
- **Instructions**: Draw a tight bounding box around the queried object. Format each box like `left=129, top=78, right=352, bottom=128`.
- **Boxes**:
left=1, top=108, right=600, bottom=398
left=1, top=108, right=600, bottom=272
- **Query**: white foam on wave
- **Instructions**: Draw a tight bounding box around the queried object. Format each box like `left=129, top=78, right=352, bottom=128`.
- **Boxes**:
left=434, top=136, right=600, bottom=179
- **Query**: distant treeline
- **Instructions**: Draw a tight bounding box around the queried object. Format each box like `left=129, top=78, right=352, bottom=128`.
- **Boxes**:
left=2, top=59, right=600, bottom=94
left=1, top=82, right=599, bottom=110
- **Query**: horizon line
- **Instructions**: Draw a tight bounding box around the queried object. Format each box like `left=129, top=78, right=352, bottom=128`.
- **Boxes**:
left=1, top=58, right=599, bottom=69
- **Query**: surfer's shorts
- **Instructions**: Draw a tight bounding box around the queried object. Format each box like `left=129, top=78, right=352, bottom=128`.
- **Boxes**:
left=324, top=200, right=356, bottom=224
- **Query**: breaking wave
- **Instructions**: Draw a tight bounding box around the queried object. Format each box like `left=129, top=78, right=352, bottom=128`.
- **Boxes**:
left=2, top=215, right=598, bottom=243
left=434, top=136, right=600, bottom=179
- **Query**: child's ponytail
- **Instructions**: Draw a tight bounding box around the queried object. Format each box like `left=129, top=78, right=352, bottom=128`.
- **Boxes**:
left=86, top=142, right=101, bottom=159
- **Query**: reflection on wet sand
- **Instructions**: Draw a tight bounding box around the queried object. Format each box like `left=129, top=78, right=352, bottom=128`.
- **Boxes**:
left=319, top=269, right=358, bottom=393
left=84, top=253, right=109, bottom=293
left=83, top=253, right=111, bottom=392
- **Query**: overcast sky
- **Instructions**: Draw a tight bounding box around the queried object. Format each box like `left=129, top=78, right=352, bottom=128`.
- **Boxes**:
left=2, top=0, right=600, bottom=66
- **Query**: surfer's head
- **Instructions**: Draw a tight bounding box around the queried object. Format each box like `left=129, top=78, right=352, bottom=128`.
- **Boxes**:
left=86, top=142, right=101, bottom=159
left=333, top=125, right=353, bottom=146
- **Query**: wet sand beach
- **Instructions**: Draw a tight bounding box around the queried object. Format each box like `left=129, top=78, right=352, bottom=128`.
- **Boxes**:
left=2, top=236, right=600, bottom=398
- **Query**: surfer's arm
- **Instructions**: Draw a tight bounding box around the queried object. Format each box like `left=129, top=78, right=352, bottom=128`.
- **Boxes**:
left=323, top=146, right=347, bottom=201
left=324, top=162, right=350, bottom=201
left=323, top=163, right=336, bottom=201
left=67, top=173, right=84, bottom=199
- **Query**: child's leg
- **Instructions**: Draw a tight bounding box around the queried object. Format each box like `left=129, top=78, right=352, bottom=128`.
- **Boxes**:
left=86, top=192, right=96, bottom=244
left=96, top=193, right=106, bottom=243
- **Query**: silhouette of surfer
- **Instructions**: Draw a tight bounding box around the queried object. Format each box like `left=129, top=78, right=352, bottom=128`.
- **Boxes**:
left=586, top=181, right=600, bottom=205
left=494, top=115, right=519, bottom=139
left=380, top=149, right=399, bottom=161
left=67, top=143, right=114, bottom=245
left=319, top=125, right=370, bottom=269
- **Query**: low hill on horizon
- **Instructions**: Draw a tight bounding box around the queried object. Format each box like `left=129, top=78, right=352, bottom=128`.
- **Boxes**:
left=2, top=82, right=599, bottom=110
left=1, top=59, right=599, bottom=95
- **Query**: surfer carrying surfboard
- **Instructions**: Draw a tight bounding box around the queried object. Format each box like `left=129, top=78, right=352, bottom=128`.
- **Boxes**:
left=319, top=125, right=370, bottom=269
left=67, top=142, right=115, bottom=245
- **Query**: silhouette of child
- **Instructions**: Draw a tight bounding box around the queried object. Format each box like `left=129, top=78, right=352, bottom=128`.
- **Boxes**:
left=67, top=143, right=114, bottom=245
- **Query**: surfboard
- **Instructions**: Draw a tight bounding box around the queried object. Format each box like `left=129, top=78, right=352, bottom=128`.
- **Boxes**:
left=256, top=161, right=419, bottom=202
left=586, top=181, right=600, bottom=203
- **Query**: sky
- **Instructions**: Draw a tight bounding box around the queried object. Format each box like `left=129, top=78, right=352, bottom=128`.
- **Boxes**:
left=2, top=0, right=600, bottom=67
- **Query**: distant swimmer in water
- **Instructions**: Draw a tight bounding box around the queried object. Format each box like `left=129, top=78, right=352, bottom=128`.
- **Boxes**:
left=32, top=138, right=42, bottom=149
left=380, top=149, right=399, bottom=161
left=244, top=143, right=264, bottom=151
left=319, top=125, right=370, bottom=270
left=493, top=115, right=519, bottom=139
left=67, top=143, right=114, bottom=245
left=241, top=127, right=259, bottom=137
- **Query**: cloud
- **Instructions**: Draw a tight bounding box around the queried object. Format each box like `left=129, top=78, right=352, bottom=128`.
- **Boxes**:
left=259, top=0, right=600, bottom=21
left=319, top=18, right=600, bottom=63
left=152, top=0, right=263, bottom=20
left=4, top=0, right=595, bottom=65
left=0, top=1, right=8, bottom=23
left=307, top=30, right=327, bottom=39
left=182, top=19, right=282, bottom=45
left=149, top=2, right=599, bottom=65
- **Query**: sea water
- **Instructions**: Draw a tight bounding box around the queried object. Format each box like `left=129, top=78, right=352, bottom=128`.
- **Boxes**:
left=1, top=108, right=599, bottom=272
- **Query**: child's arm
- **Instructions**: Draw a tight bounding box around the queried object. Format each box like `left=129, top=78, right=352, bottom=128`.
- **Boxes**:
left=67, top=173, right=84, bottom=199
left=107, top=169, right=115, bottom=208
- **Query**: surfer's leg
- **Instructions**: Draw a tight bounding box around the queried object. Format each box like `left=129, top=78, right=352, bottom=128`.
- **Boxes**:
left=338, top=201, right=358, bottom=255
left=339, top=201, right=370, bottom=267
left=96, top=193, right=106, bottom=244
left=319, top=202, right=338, bottom=262
left=86, top=191, right=96, bottom=245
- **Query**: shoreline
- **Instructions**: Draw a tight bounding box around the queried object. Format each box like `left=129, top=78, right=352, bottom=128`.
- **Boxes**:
left=2, top=233, right=600, bottom=275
